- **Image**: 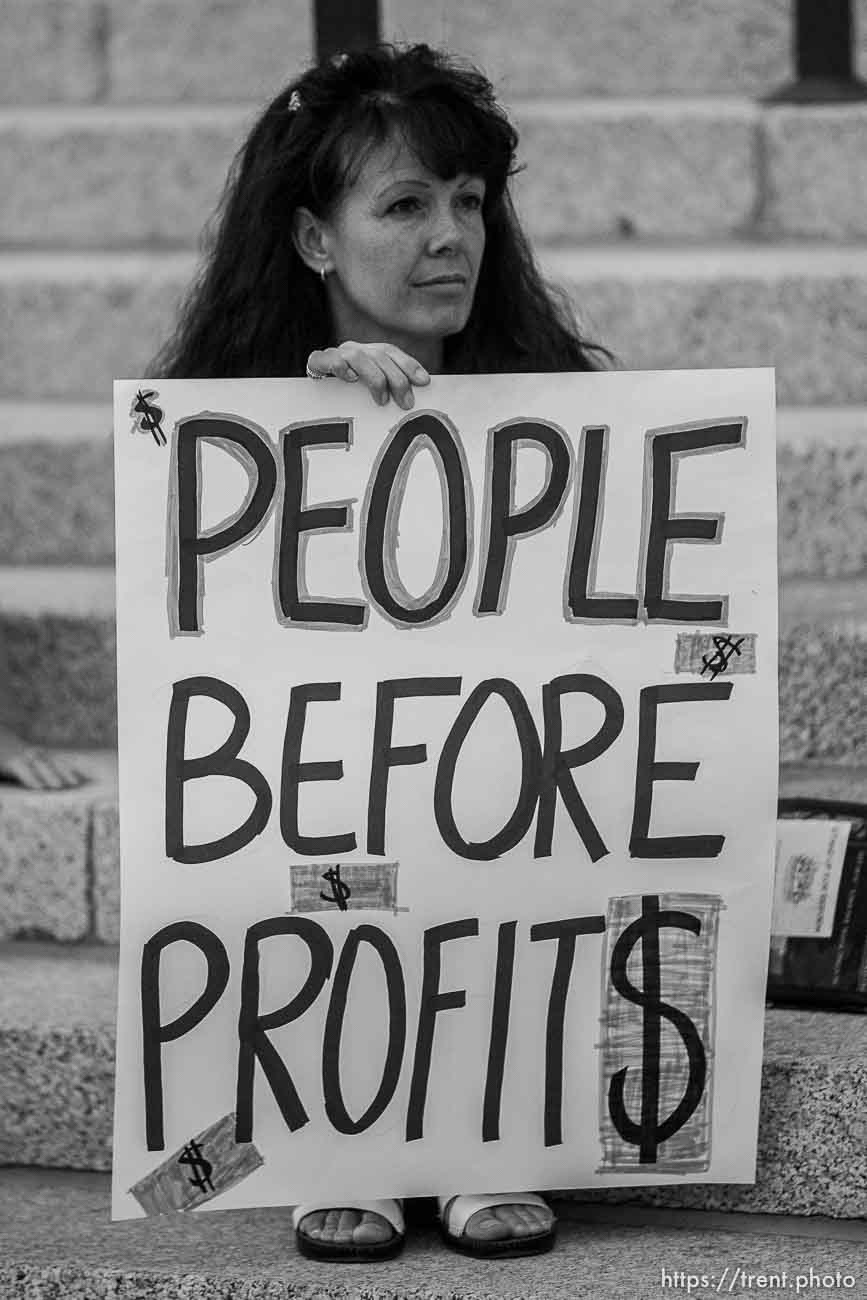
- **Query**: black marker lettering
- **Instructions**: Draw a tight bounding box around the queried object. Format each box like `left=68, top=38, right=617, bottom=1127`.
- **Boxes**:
left=367, top=677, right=462, bottom=855
left=530, top=915, right=606, bottom=1146
left=322, top=925, right=406, bottom=1134
left=630, top=683, right=733, bottom=858
left=277, top=422, right=367, bottom=627
left=281, top=682, right=356, bottom=855
left=477, top=421, right=571, bottom=614
left=165, top=676, right=272, bottom=864
left=435, top=678, right=542, bottom=861
left=406, top=918, right=479, bottom=1140
left=235, top=917, right=333, bottom=1141
left=534, top=674, right=624, bottom=861
left=170, top=416, right=277, bottom=634
left=141, top=921, right=229, bottom=1150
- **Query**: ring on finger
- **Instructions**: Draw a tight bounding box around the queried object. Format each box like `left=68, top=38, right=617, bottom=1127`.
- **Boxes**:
left=305, top=360, right=329, bottom=380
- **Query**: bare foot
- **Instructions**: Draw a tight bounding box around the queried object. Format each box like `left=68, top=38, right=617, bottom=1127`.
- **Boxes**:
left=461, top=1201, right=554, bottom=1243
left=298, top=1208, right=396, bottom=1247
left=0, top=727, right=85, bottom=791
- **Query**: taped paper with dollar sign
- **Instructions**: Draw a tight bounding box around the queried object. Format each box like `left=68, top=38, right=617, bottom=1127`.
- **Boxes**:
left=598, top=893, right=722, bottom=1173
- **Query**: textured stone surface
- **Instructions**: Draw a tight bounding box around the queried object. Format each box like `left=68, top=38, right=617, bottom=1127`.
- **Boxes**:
left=0, top=1172, right=865, bottom=1300
left=0, top=104, right=759, bottom=249
left=0, top=255, right=192, bottom=399
left=0, top=790, right=89, bottom=939
left=5, top=761, right=860, bottom=951
left=0, top=569, right=116, bottom=747
left=779, top=582, right=867, bottom=764
left=0, top=754, right=115, bottom=942
left=0, top=942, right=863, bottom=1221
left=511, top=105, right=757, bottom=243
left=573, top=1012, right=867, bottom=1219
left=386, top=0, right=867, bottom=96
left=2, top=409, right=865, bottom=571
left=763, top=106, right=867, bottom=240
left=780, top=762, right=867, bottom=804
left=779, top=625, right=867, bottom=764
left=0, top=112, right=242, bottom=249
left=383, top=0, right=793, bottom=96
left=778, top=433, right=867, bottom=579
left=546, top=248, right=867, bottom=406
left=5, top=250, right=867, bottom=404
left=92, top=796, right=119, bottom=943
left=0, top=945, right=115, bottom=1170
left=0, top=0, right=105, bottom=104
left=108, top=0, right=313, bottom=102
left=0, top=437, right=114, bottom=563
left=3, top=567, right=867, bottom=752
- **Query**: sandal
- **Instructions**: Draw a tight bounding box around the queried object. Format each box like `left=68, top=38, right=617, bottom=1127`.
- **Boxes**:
left=292, top=1197, right=405, bottom=1261
left=437, top=1192, right=556, bottom=1258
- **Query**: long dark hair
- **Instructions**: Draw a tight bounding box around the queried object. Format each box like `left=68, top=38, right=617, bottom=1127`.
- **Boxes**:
left=150, top=43, right=610, bottom=378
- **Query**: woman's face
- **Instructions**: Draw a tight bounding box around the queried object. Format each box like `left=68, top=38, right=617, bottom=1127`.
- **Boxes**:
left=320, top=136, right=487, bottom=368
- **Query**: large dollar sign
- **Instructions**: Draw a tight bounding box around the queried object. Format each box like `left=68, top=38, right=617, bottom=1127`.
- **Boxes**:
left=177, top=1137, right=214, bottom=1194
left=608, top=894, right=706, bottom=1163
left=320, top=864, right=351, bottom=911
left=132, top=388, right=167, bottom=445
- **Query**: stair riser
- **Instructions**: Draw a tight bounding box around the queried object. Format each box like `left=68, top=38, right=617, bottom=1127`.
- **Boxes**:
left=4, top=107, right=865, bottom=246
left=3, top=433, right=867, bottom=574
left=4, top=263, right=866, bottom=405
left=0, top=1020, right=861, bottom=1218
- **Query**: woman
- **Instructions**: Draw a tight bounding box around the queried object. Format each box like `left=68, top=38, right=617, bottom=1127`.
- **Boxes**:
left=152, top=41, right=610, bottom=1263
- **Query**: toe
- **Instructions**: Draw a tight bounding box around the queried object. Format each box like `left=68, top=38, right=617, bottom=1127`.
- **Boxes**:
left=298, top=1207, right=394, bottom=1246
left=353, top=1211, right=395, bottom=1244
left=463, top=1202, right=554, bottom=1242
left=464, top=1209, right=510, bottom=1241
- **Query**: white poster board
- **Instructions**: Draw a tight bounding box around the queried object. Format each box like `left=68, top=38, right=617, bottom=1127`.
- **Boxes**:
left=111, top=368, right=778, bottom=1219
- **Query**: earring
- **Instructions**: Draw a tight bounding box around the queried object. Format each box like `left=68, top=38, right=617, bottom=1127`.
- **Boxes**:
left=319, top=264, right=328, bottom=283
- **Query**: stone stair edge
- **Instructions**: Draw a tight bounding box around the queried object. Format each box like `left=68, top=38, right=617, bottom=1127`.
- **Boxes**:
left=0, top=943, right=862, bottom=1218
left=5, top=244, right=867, bottom=277
left=2, top=566, right=865, bottom=618
left=1, top=402, right=865, bottom=449
left=1, top=755, right=863, bottom=812
left=6, top=97, right=867, bottom=127
left=0, top=940, right=860, bottom=1052
left=1, top=1169, right=863, bottom=1300
left=0, top=755, right=864, bottom=947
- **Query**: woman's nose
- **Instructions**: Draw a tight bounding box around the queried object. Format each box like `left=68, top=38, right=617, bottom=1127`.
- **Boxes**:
left=426, top=205, right=462, bottom=252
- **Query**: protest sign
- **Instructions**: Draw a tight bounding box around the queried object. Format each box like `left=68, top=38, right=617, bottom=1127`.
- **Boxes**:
left=111, top=368, right=777, bottom=1218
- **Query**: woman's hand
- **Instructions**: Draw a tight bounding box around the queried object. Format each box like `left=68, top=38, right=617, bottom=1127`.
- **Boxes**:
left=307, top=342, right=430, bottom=410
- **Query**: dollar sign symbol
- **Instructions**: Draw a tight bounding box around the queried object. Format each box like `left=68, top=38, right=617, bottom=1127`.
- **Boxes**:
left=701, top=635, right=742, bottom=680
left=608, top=894, right=706, bottom=1163
left=177, top=1137, right=214, bottom=1194
left=320, top=864, right=351, bottom=911
left=131, top=388, right=167, bottom=445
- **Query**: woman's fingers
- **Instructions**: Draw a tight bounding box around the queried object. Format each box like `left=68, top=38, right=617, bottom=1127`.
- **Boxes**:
left=385, top=347, right=431, bottom=389
left=308, top=349, right=358, bottom=382
left=307, top=344, right=430, bottom=408
left=375, top=352, right=420, bottom=410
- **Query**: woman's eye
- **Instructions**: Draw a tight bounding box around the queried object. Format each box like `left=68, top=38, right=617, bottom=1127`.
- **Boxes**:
left=460, top=193, right=484, bottom=211
left=388, top=197, right=422, bottom=215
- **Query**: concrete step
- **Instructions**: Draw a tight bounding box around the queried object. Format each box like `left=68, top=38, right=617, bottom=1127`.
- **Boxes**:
left=2, top=101, right=866, bottom=247
left=3, top=401, right=867, bottom=573
left=1, top=753, right=861, bottom=947
left=2, top=1176, right=865, bottom=1300
left=5, top=0, right=867, bottom=104
left=3, top=753, right=863, bottom=946
left=0, top=0, right=312, bottom=105
left=2, top=246, right=866, bottom=404
left=2, top=567, right=867, bottom=755
left=0, top=1174, right=864, bottom=1300
left=0, top=941, right=863, bottom=1221
left=384, top=0, right=867, bottom=98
